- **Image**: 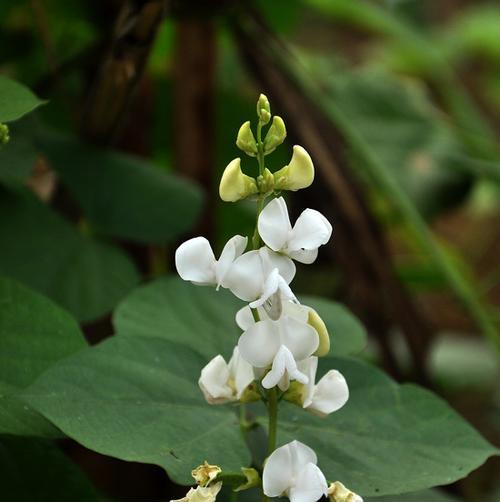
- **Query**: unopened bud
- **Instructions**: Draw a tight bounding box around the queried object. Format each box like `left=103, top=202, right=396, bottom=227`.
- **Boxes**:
left=219, top=158, right=258, bottom=202
left=282, top=380, right=305, bottom=406
left=327, top=481, right=363, bottom=502
left=263, top=116, right=286, bottom=155
left=257, top=167, right=274, bottom=194
left=236, top=121, right=258, bottom=156
left=257, top=93, right=271, bottom=125
left=239, top=382, right=260, bottom=403
left=273, top=145, right=314, bottom=191
left=309, top=309, right=330, bottom=357
left=234, top=467, right=261, bottom=492
left=0, top=123, right=10, bottom=147
left=192, top=462, right=222, bottom=486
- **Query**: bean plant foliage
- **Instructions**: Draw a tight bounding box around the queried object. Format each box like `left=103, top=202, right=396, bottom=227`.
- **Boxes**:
left=0, top=76, right=498, bottom=502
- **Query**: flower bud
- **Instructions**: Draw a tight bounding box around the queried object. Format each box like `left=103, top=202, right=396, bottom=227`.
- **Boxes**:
left=171, top=482, right=222, bottom=502
left=257, top=167, right=274, bottom=194
left=282, top=380, right=306, bottom=406
left=0, top=123, right=10, bottom=147
left=239, top=382, right=261, bottom=403
left=257, top=93, right=271, bottom=125
left=192, top=462, right=222, bottom=486
left=219, top=158, right=258, bottom=202
left=327, top=481, right=363, bottom=502
left=273, top=145, right=314, bottom=191
left=236, top=121, right=258, bottom=156
left=235, top=467, right=261, bottom=492
left=263, top=116, right=286, bottom=155
left=309, top=309, right=330, bottom=357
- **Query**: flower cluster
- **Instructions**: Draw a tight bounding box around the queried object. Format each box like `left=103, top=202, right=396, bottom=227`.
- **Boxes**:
left=173, top=95, right=361, bottom=502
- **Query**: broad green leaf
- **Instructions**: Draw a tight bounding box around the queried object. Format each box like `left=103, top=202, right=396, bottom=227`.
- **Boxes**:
left=23, top=335, right=250, bottom=484
left=0, top=76, right=46, bottom=123
left=271, top=357, right=498, bottom=497
left=0, top=277, right=87, bottom=436
left=300, top=295, right=366, bottom=355
left=0, top=188, right=139, bottom=322
left=41, top=134, right=203, bottom=243
left=0, top=436, right=101, bottom=501
left=366, top=489, right=459, bottom=501
left=113, top=277, right=365, bottom=358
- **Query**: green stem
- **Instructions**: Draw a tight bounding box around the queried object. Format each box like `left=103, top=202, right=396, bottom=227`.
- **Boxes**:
left=266, top=387, right=278, bottom=454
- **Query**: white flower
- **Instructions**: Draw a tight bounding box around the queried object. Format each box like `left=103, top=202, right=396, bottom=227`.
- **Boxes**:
left=238, top=316, right=319, bottom=391
left=298, top=357, right=349, bottom=417
left=327, top=481, right=363, bottom=502
left=258, top=197, right=332, bottom=264
left=263, top=440, right=327, bottom=502
left=198, top=347, right=254, bottom=404
left=175, top=235, right=247, bottom=289
left=223, top=246, right=296, bottom=310
left=171, top=482, right=222, bottom=502
left=236, top=301, right=330, bottom=357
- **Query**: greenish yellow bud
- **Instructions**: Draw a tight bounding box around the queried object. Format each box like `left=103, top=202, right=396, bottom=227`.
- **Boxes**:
left=257, top=93, right=271, bottom=125
left=0, top=123, right=10, bottom=147
left=309, top=309, right=330, bottom=357
left=327, top=481, right=363, bottom=502
left=257, top=167, right=274, bottom=194
left=273, top=145, right=314, bottom=191
left=192, top=462, right=222, bottom=486
left=236, top=121, right=258, bottom=156
left=219, top=158, right=258, bottom=202
left=282, top=380, right=306, bottom=406
left=263, top=116, right=286, bottom=155
left=234, top=468, right=261, bottom=492
left=239, top=382, right=260, bottom=403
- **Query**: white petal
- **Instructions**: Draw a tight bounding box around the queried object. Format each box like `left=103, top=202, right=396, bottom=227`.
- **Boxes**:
left=259, top=247, right=296, bottom=284
left=215, top=235, right=247, bottom=287
left=308, top=370, right=349, bottom=416
left=228, top=347, right=255, bottom=398
left=175, top=237, right=217, bottom=285
left=198, top=355, right=233, bottom=404
left=280, top=316, right=319, bottom=361
left=288, top=463, right=328, bottom=502
left=222, top=250, right=265, bottom=301
left=263, top=441, right=294, bottom=498
left=249, top=268, right=281, bottom=309
left=288, top=440, right=318, bottom=474
left=298, top=357, right=318, bottom=408
left=288, top=248, right=319, bottom=265
left=288, top=209, right=332, bottom=252
left=235, top=306, right=256, bottom=330
left=262, top=345, right=308, bottom=390
left=258, top=197, right=292, bottom=252
left=238, top=319, right=280, bottom=368
left=282, top=302, right=310, bottom=323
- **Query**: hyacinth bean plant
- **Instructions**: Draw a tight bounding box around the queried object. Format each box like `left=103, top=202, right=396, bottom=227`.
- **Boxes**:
left=173, top=94, right=364, bottom=502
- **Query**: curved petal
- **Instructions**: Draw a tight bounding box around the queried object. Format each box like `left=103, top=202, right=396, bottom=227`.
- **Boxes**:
left=282, top=302, right=310, bottom=323
left=222, top=250, right=264, bottom=301
left=235, top=306, right=256, bottom=331
left=262, top=442, right=294, bottom=498
left=288, top=248, right=318, bottom=265
left=215, top=235, right=248, bottom=287
left=228, top=347, right=255, bottom=398
left=238, top=319, right=280, bottom=367
left=262, top=345, right=287, bottom=389
left=260, top=247, right=296, bottom=284
left=298, top=357, right=318, bottom=408
left=308, top=370, right=349, bottom=416
left=288, top=463, right=328, bottom=502
left=249, top=268, right=281, bottom=309
left=198, top=355, right=232, bottom=404
left=289, top=440, right=318, bottom=474
left=280, top=316, right=319, bottom=361
left=175, top=237, right=216, bottom=285
left=288, top=209, right=332, bottom=252
left=258, top=197, right=292, bottom=251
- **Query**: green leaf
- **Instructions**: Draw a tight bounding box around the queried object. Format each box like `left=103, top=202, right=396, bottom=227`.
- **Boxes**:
left=23, top=335, right=250, bottom=484
left=113, top=277, right=366, bottom=358
left=366, top=489, right=459, bottom=502
left=300, top=295, right=367, bottom=356
left=0, top=188, right=140, bottom=322
left=0, top=436, right=101, bottom=501
left=0, top=76, right=46, bottom=123
left=41, top=134, right=204, bottom=243
left=0, top=277, right=87, bottom=436
left=272, top=357, right=498, bottom=497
